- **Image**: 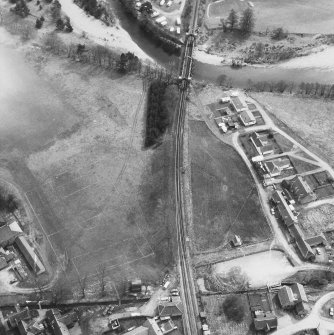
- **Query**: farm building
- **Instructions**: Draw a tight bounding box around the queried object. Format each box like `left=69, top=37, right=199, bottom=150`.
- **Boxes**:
left=0, top=225, right=19, bottom=248
left=289, top=225, right=315, bottom=261
left=14, top=236, right=45, bottom=275
left=304, top=233, right=328, bottom=247
left=157, top=301, right=183, bottom=317
left=271, top=190, right=298, bottom=227
left=250, top=132, right=275, bottom=156
left=290, top=175, right=317, bottom=204
left=253, top=312, right=277, bottom=332
left=264, top=158, right=291, bottom=177
left=239, top=110, right=256, bottom=127
left=230, top=96, right=247, bottom=113
left=220, top=92, right=230, bottom=103
left=6, top=307, right=31, bottom=329
left=278, top=283, right=308, bottom=314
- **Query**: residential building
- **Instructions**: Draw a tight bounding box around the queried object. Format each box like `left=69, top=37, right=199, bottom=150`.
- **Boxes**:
left=239, top=110, right=256, bottom=127
left=289, top=225, right=315, bottom=261
left=291, top=283, right=308, bottom=303
left=278, top=286, right=296, bottom=308
left=14, top=236, right=45, bottom=275
left=230, top=96, right=247, bottom=113
left=264, top=158, right=291, bottom=177
left=7, top=308, right=31, bottom=329
left=271, top=190, right=298, bottom=227
left=253, top=312, right=277, bottom=332
left=157, top=302, right=183, bottom=317
left=290, top=175, right=317, bottom=204
left=250, top=132, right=275, bottom=156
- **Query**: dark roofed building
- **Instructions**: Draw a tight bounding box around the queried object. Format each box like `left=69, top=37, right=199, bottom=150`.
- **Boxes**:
left=272, top=191, right=298, bottom=227
left=305, top=234, right=328, bottom=247
left=250, top=132, right=274, bottom=156
left=157, top=302, right=183, bottom=317
left=239, top=110, right=256, bottom=127
left=253, top=312, right=277, bottom=332
left=290, top=175, right=317, bottom=204
left=7, top=308, right=31, bottom=329
left=14, top=236, right=45, bottom=275
left=46, top=309, right=70, bottom=335
left=230, top=96, right=247, bottom=113
left=278, top=286, right=295, bottom=308
left=289, top=225, right=315, bottom=261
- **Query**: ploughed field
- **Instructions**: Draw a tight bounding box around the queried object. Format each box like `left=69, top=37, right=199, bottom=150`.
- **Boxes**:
left=207, top=0, right=334, bottom=33
left=189, top=121, right=271, bottom=252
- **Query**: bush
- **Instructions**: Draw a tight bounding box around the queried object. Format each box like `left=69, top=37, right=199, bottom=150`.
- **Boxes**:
left=272, top=27, right=288, bottom=40
left=221, top=295, right=245, bottom=322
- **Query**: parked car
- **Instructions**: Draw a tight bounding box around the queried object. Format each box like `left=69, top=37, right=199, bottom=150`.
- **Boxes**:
left=329, top=307, right=334, bottom=317
left=316, top=248, right=321, bottom=255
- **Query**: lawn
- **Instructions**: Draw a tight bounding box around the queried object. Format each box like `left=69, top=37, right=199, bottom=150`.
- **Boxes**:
left=207, top=0, right=334, bottom=33
left=201, top=294, right=254, bottom=335
left=190, top=121, right=271, bottom=252
left=250, top=93, right=334, bottom=168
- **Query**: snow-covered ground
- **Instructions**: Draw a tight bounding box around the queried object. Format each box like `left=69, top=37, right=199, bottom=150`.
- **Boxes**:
left=57, top=0, right=152, bottom=61
left=213, top=250, right=295, bottom=288
left=194, top=49, right=224, bottom=65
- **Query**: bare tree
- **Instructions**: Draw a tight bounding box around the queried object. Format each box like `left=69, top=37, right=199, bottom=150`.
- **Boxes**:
left=78, top=275, right=87, bottom=299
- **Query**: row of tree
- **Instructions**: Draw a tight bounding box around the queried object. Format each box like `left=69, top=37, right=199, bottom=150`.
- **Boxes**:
left=247, top=79, right=334, bottom=99
left=225, top=8, right=255, bottom=34
left=145, top=80, right=178, bottom=148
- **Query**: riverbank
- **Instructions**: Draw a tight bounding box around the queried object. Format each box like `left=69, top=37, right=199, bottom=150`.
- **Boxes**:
left=56, top=0, right=152, bottom=61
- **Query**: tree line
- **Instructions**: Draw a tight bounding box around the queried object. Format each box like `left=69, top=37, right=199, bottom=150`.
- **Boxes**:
left=224, top=7, right=255, bottom=34
left=247, top=79, right=334, bottom=99
left=118, top=0, right=182, bottom=56
left=145, top=80, right=179, bottom=148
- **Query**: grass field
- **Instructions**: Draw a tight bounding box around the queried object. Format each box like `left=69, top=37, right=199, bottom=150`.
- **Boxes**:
left=201, top=294, right=253, bottom=335
left=207, top=0, right=334, bottom=33
left=190, top=121, right=271, bottom=252
left=250, top=93, right=334, bottom=168
left=1, top=42, right=175, bottom=293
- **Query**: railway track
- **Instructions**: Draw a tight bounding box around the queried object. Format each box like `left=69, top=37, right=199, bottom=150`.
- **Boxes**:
left=174, top=1, right=201, bottom=334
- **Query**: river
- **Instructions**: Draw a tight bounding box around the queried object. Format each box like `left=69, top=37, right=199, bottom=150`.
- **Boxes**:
left=109, top=0, right=334, bottom=87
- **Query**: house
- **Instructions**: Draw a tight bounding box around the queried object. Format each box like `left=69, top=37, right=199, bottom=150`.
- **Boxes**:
left=7, top=308, right=31, bottom=329
left=271, top=190, right=298, bottom=227
left=305, top=233, right=328, bottom=247
left=160, top=319, right=177, bottom=334
left=289, top=225, right=315, bottom=261
left=291, top=283, right=308, bottom=303
left=250, top=132, right=275, bottom=156
left=14, top=236, right=45, bottom=275
left=157, top=302, right=183, bottom=317
left=220, top=92, right=230, bottom=103
left=124, top=326, right=149, bottom=335
left=230, top=96, right=247, bottom=113
left=253, top=312, right=277, bottom=332
left=46, top=309, right=70, bottom=335
left=145, top=318, right=163, bottom=335
left=290, top=175, right=317, bottom=204
left=0, top=225, right=19, bottom=248
left=264, top=158, right=291, bottom=177
left=239, top=110, right=256, bottom=127
left=278, top=286, right=296, bottom=308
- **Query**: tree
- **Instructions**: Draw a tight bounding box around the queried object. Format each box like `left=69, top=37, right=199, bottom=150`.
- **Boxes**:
left=271, top=27, right=287, bottom=40
left=227, top=9, right=238, bottom=31
left=139, top=1, right=153, bottom=15
left=64, top=16, right=73, bottom=32
left=240, top=8, right=255, bottom=34
left=221, top=295, right=245, bottom=322
left=77, top=275, right=87, bottom=299
left=97, top=265, right=107, bottom=297
left=56, top=18, right=64, bottom=30
left=35, top=18, right=43, bottom=29
left=11, top=0, right=30, bottom=18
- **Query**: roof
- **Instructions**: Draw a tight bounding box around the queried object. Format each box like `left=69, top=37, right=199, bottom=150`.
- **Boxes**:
left=144, top=318, right=163, bottom=335
left=278, top=286, right=295, bottom=307
left=123, top=326, right=149, bottom=335
left=0, top=225, right=18, bottom=246
left=9, top=221, right=23, bottom=233
left=160, top=319, right=176, bottom=334
left=221, top=92, right=230, bottom=98
left=291, top=175, right=313, bottom=196
left=261, top=144, right=274, bottom=154
left=296, top=301, right=308, bottom=314
left=305, top=233, right=328, bottom=247
left=46, top=310, right=70, bottom=335
left=239, top=110, right=256, bottom=125
left=289, top=225, right=315, bottom=260
left=15, top=236, right=45, bottom=275
left=265, top=161, right=280, bottom=175
left=157, top=302, right=183, bottom=317
left=271, top=191, right=298, bottom=226
left=230, top=96, right=246, bottom=111
left=253, top=312, right=277, bottom=331
left=8, top=308, right=31, bottom=328
left=0, top=256, right=7, bottom=270
left=291, top=283, right=308, bottom=303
